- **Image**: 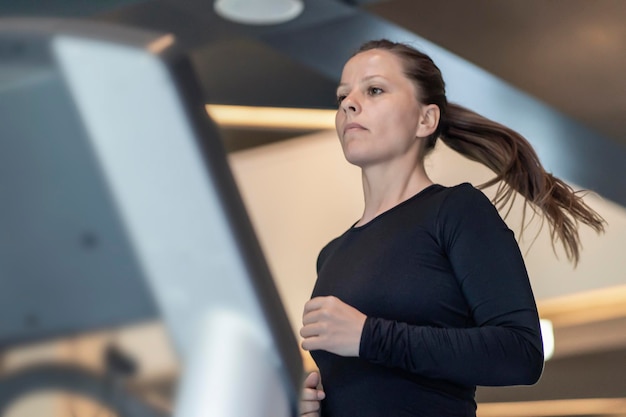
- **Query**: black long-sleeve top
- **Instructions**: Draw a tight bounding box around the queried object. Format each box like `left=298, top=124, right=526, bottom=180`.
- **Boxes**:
left=310, top=183, right=544, bottom=417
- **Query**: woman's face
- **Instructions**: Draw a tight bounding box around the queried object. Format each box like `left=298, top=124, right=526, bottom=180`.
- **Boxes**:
left=335, top=48, right=426, bottom=168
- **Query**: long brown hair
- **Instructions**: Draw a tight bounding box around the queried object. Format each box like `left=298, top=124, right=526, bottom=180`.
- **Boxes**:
left=356, top=39, right=605, bottom=265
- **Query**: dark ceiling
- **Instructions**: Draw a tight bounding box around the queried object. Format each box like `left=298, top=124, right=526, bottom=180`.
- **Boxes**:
left=365, top=0, right=626, bottom=147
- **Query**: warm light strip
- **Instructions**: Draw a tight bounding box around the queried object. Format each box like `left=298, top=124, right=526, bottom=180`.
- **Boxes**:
left=478, top=398, right=626, bottom=417
left=538, top=284, right=626, bottom=327
left=147, top=34, right=176, bottom=54
left=206, top=105, right=336, bottom=130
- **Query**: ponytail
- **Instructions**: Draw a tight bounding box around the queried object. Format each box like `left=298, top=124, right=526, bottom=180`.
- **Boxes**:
left=441, top=103, right=606, bottom=265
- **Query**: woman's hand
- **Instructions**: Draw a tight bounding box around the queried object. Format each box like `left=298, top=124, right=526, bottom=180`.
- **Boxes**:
left=300, top=371, right=325, bottom=417
left=300, top=296, right=367, bottom=356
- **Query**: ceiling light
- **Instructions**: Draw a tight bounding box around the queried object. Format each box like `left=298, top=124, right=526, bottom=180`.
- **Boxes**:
left=206, top=105, right=335, bottom=130
left=214, top=0, right=304, bottom=25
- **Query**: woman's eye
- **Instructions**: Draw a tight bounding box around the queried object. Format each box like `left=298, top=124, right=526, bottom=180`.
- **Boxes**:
left=336, top=95, right=346, bottom=106
left=368, top=87, right=383, bottom=96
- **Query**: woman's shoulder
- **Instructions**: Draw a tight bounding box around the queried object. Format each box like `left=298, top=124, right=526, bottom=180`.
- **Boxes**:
left=428, top=182, right=505, bottom=236
left=316, top=233, right=347, bottom=272
left=419, top=182, right=491, bottom=213
left=436, top=182, right=506, bottom=231
left=436, top=182, right=493, bottom=208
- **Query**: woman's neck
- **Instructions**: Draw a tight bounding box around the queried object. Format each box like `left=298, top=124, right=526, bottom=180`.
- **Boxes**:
left=356, top=162, right=433, bottom=227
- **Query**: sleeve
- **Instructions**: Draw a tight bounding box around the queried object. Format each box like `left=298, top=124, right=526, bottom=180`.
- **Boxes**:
left=359, top=184, right=544, bottom=386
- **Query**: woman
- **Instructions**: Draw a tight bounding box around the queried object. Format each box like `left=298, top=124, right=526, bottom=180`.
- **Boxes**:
left=298, top=40, right=605, bottom=417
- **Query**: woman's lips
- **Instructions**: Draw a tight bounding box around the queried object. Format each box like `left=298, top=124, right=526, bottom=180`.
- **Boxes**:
left=343, top=122, right=366, bottom=134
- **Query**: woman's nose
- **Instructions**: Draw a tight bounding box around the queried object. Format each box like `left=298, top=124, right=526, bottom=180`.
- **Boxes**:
left=341, top=93, right=360, bottom=113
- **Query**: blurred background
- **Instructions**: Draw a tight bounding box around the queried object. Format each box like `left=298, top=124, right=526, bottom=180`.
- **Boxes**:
left=1, top=1, right=626, bottom=416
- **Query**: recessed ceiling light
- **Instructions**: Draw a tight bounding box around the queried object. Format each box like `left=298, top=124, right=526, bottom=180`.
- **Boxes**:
left=214, top=0, right=304, bottom=25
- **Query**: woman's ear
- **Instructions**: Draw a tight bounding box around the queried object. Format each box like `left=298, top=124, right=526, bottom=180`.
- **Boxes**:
left=415, top=104, right=440, bottom=138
